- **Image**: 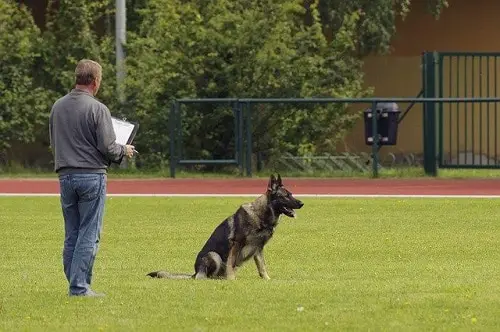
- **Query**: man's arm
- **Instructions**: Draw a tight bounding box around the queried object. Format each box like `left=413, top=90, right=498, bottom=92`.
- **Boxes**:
left=95, top=106, right=126, bottom=164
left=49, top=114, right=53, bottom=154
left=49, top=110, right=56, bottom=156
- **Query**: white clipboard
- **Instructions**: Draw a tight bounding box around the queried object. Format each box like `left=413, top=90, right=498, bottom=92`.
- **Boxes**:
left=111, top=117, right=139, bottom=145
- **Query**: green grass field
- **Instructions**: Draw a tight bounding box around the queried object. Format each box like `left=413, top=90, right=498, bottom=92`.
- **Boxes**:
left=1, top=196, right=500, bottom=331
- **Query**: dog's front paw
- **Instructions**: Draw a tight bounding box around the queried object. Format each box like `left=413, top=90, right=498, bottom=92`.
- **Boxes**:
left=226, top=273, right=236, bottom=280
left=262, top=274, right=271, bottom=281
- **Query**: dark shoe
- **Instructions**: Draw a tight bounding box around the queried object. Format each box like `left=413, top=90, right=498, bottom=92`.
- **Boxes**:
left=69, top=290, right=105, bottom=297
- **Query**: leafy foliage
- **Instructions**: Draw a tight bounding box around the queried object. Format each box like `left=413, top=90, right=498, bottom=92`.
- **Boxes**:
left=0, top=0, right=449, bottom=169
left=126, top=0, right=369, bottom=167
left=0, top=1, right=51, bottom=156
left=0, top=0, right=119, bottom=165
left=318, top=0, right=449, bottom=55
left=40, top=0, right=118, bottom=108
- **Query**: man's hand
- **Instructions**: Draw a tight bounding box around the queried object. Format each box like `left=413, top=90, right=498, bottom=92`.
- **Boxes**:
left=124, top=145, right=136, bottom=158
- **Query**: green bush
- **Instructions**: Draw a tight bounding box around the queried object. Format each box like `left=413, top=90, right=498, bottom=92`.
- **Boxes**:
left=0, top=0, right=448, bottom=171
left=0, top=1, right=52, bottom=159
left=125, top=0, right=369, bottom=168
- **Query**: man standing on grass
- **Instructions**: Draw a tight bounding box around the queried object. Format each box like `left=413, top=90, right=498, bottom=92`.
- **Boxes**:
left=49, top=59, right=135, bottom=297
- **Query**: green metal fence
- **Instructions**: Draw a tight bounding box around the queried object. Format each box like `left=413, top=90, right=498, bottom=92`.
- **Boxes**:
left=168, top=52, right=500, bottom=178
left=430, top=52, right=500, bottom=168
left=169, top=97, right=500, bottom=178
left=169, top=98, right=244, bottom=177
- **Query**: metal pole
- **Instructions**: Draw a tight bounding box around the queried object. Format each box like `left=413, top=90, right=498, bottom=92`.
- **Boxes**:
left=245, top=103, right=253, bottom=177
left=371, top=101, right=379, bottom=178
left=237, top=102, right=244, bottom=176
left=115, top=0, right=126, bottom=104
left=422, top=52, right=438, bottom=176
left=169, top=102, right=176, bottom=178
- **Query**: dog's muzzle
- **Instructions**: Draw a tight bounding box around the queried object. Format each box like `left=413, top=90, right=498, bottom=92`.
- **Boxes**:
left=282, top=200, right=304, bottom=218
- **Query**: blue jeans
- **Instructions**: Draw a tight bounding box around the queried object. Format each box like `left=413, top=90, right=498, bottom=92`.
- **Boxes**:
left=58, top=173, right=106, bottom=295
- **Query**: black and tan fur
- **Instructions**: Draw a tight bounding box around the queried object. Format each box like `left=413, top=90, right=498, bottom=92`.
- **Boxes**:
left=147, top=174, right=304, bottom=280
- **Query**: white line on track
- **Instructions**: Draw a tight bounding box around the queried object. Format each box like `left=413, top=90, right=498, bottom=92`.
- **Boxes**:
left=1, top=193, right=500, bottom=198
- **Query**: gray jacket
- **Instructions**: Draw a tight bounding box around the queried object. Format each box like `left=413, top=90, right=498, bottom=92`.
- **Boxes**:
left=49, top=89, right=125, bottom=174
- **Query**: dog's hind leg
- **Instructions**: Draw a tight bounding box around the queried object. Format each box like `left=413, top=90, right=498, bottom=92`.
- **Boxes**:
left=194, top=251, right=223, bottom=279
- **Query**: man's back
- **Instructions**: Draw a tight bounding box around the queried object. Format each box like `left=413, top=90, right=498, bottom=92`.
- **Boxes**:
left=49, top=89, right=123, bottom=174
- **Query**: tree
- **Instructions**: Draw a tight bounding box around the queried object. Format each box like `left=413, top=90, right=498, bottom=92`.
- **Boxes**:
left=0, top=0, right=451, bottom=170
left=125, top=0, right=370, bottom=168
left=1, top=0, right=121, bottom=166
left=317, top=0, right=449, bottom=55
left=0, top=0, right=51, bottom=160
left=39, top=0, right=117, bottom=106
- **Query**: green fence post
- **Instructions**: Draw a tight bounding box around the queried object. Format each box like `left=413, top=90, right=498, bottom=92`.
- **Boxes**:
left=232, top=101, right=239, bottom=174
left=236, top=101, right=244, bottom=176
left=371, top=101, right=379, bottom=178
left=245, top=102, right=253, bottom=177
left=169, top=101, right=177, bottom=178
left=423, top=52, right=438, bottom=176
left=438, top=54, right=444, bottom=166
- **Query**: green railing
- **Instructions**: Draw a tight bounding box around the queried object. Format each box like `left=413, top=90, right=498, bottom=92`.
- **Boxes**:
left=431, top=52, right=500, bottom=168
left=169, top=97, right=500, bottom=178
left=169, top=98, right=244, bottom=177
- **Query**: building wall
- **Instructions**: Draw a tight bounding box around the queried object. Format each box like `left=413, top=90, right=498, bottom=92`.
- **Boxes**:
left=343, top=0, right=500, bottom=161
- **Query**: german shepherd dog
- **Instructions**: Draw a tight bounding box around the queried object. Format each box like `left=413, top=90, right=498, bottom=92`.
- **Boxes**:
left=147, top=174, right=304, bottom=280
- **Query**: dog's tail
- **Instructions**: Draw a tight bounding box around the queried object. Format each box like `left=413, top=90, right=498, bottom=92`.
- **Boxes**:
left=147, top=270, right=193, bottom=279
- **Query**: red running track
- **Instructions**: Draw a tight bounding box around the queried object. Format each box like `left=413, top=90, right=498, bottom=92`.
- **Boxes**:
left=0, top=178, right=499, bottom=195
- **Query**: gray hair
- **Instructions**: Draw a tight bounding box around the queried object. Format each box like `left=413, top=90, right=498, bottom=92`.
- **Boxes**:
left=75, top=59, right=102, bottom=85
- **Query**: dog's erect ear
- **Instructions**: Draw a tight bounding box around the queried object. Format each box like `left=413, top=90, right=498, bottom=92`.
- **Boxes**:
left=277, top=173, right=283, bottom=186
left=267, top=174, right=278, bottom=193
